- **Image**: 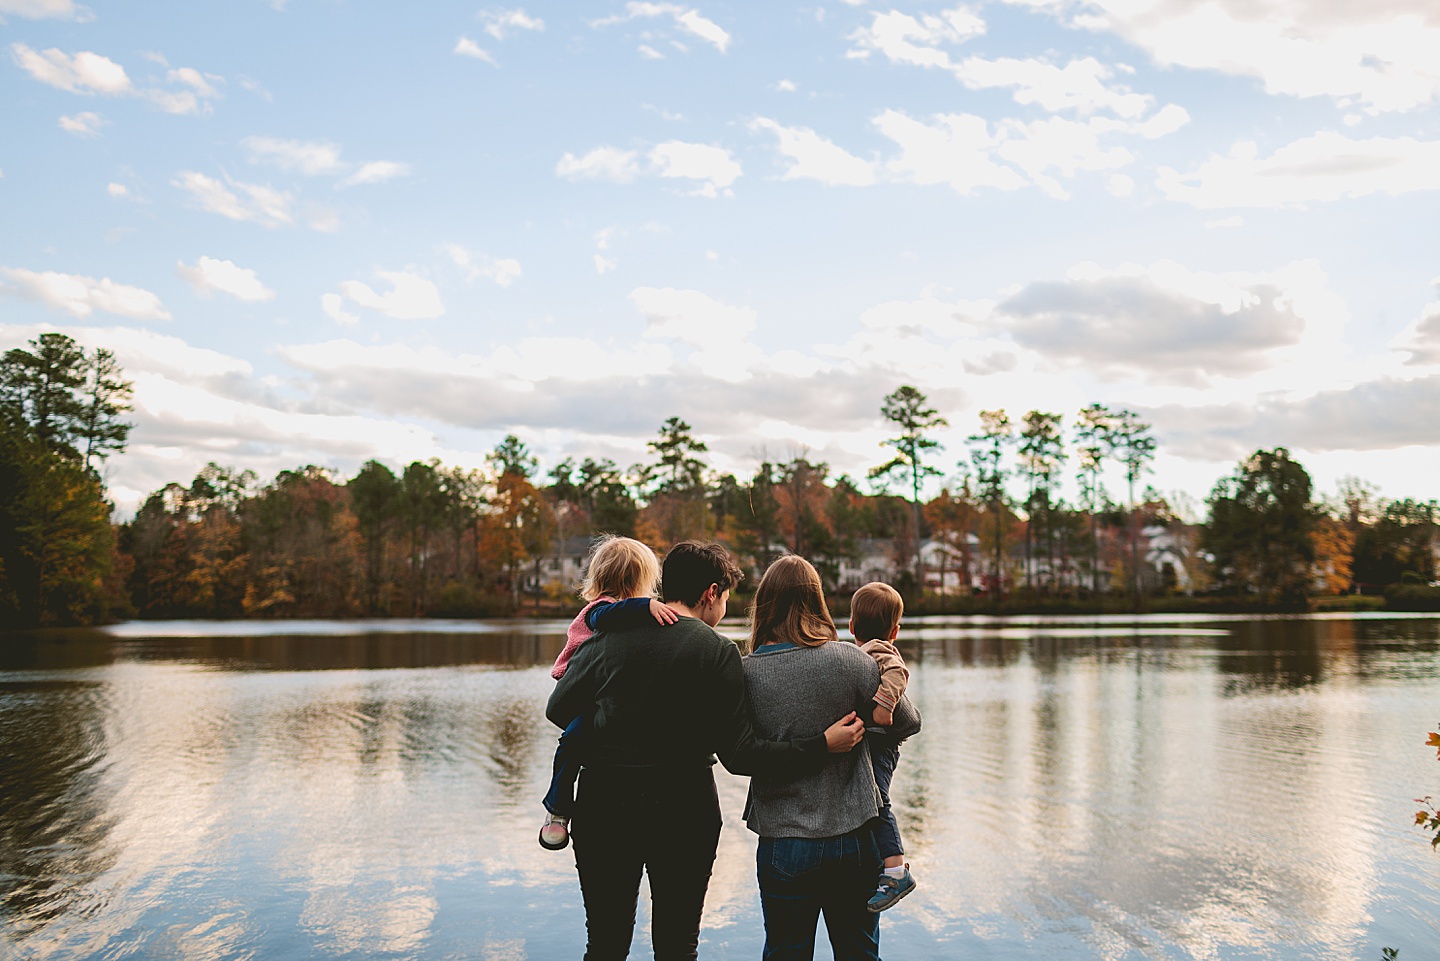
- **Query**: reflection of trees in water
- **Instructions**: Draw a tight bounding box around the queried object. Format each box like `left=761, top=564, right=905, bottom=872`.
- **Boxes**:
left=0, top=680, right=116, bottom=941
left=482, top=697, right=542, bottom=802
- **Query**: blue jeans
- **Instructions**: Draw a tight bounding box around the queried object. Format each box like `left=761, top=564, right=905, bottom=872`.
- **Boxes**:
left=756, top=826, right=882, bottom=961
left=867, top=730, right=903, bottom=861
left=542, top=714, right=584, bottom=816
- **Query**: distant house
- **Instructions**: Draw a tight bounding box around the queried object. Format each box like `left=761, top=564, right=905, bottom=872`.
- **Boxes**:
left=836, top=539, right=900, bottom=591
left=526, top=535, right=594, bottom=596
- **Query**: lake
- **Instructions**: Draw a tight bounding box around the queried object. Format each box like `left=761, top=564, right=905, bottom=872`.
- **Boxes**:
left=2, top=613, right=1438, bottom=960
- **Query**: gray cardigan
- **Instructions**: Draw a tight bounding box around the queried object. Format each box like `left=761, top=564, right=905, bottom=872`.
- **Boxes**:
left=742, top=640, right=921, bottom=839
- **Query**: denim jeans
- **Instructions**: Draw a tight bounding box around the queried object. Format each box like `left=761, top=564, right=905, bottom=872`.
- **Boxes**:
left=756, top=826, right=882, bottom=961
left=542, top=714, right=585, bottom=817
left=867, top=730, right=903, bottom=861
left=571, top=765, right=723, bottom=961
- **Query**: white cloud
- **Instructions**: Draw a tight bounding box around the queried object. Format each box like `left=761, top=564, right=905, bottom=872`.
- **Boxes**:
left=595, top=254, right=619, bottom=274
left=12, top=44, right=219, bottom=115
left=648, top=141, right=741, bottom=196
left=1157, top=131, right=1440, bottom=209
left=1, top=267, right=170, bottom=320
left=0, top=0, right=88, bottom=19
left=322, top=292, right=360, bottom=326
left=11, top=43, right=131, bottom=94
left=596, top=2, right=731, bottom=54
left=847, top=7, right=986, bottom=66
left=1107, top=173, right=1135, bottom=196
left=1028, top=0, right=1440, bottom=114
left=848, top=9, right=1173, bottom=118
left=629, top=286, right=762, bottom=376
left=241, top=137, right=408, bottom=190
left=1391, top=279, right=1440, bottom=367
left=632, top=286, right=755, bottom=343
left=995, top=259, right=1345, bottom=387
left=107, top=182, right=128, bottom=197
left=173, top=171, right=294, bottom=227
left=954, top=56, right=1153, bottom=117
left=479, top=8, right=544, bottom=40
left=445, top=245, right=523, bottom=287
left=875, top=110, right=1028, bottom=195
left=58, top=110, right=105, bottom=136
left=638, top=44, right=665, bottom=60
left=556, top=146, right=644, bottom=182
left=1205, top=216, right=1244, bottom=229
left=750, top=118, right=876, bottom=186
left=243, top=136, right=346, bottom=175
left=776, top=79, right=797, bottom=92
left=334, top=271, right=445, bottom=321
left=177, top=256, right=276, bottom=302
left=454, top=36, right=497, bottom=63
left=338, top=161, right=411, bottom=187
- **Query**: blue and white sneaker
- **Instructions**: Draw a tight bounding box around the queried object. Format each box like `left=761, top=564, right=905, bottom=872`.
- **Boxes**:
left=866, top=865, right=916, bottom=913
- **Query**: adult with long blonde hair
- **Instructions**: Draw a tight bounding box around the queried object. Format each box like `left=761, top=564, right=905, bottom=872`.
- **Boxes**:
left=742, top=555, right=920, bottom=961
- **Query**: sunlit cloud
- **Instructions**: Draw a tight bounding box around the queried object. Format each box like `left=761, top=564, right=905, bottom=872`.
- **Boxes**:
left=177, top=256, right=276, bottom=302
left=1, top=267, right=171, bottom=320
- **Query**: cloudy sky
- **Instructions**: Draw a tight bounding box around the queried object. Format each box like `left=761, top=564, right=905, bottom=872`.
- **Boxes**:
left=4, top=0, right=1440, bottom=515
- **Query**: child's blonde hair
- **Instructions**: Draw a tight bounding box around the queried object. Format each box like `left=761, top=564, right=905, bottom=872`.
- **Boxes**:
left=850, top=582, right=903, bottom=642
left=580, top=535, right=661, bottom=602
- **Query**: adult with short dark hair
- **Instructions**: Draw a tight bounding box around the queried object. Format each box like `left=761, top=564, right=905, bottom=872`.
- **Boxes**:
left=547, top=540, right=865, bottom=961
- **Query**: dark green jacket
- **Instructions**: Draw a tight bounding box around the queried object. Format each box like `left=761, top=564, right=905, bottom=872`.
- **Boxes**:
left=546, top=616, right=829, bottom=777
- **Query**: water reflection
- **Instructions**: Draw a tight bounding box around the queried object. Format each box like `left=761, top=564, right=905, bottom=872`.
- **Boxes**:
left=0, top=614, right=1438, bottom=959
left=0, top=678, right=117, bottom=941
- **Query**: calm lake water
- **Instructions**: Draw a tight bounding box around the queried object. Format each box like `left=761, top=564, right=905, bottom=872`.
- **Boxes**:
left=2, top=614, right=1439, bottom=960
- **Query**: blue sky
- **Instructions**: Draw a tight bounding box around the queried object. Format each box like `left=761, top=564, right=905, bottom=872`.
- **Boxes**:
left=4, top=0, right=1440, bottom=515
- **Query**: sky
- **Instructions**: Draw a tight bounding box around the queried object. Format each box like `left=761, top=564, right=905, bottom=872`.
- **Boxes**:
left=3, top=0, right=1440, bottom=517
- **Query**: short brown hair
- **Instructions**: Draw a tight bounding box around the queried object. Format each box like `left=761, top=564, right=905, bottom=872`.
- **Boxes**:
left=662, top=541, right=743, bottom=606
left=850, top=582, right=903, bottom=642
left=746, top=555, right=837, bottom=654
left=580, top=535, right=661, bottom=601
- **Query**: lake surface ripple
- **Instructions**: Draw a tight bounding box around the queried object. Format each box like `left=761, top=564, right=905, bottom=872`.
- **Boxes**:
left=2, top=614, right=1438, bottom=960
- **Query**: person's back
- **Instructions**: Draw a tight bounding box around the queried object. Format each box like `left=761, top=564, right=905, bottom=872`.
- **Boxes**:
left=743, top=640, right=898, bottom=838
left=554, top=614, right=747, bottom=771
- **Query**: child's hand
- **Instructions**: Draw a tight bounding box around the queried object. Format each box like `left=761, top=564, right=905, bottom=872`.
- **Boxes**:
left=649, top=599, right=679, bottom=625
left=872, top=705, right=893, bottom=727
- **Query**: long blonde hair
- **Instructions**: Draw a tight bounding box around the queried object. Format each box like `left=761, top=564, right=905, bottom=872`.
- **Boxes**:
left=580, top=535, right=661, bottom=601
left=746, top=555, right=837, bottom=654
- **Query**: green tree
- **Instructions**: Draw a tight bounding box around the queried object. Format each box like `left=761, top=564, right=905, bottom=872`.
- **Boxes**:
left=870, top=386, right=948, bottom=591
left=1204, top=447, right=1316, bottom=605
left=348, top=460, right=401, bottom=614
left=1074, top=403, right=1115, bottom=594
left=1353, top=499, right=1437, bottom=590
left=968, top=409, right=1012, bottom=595
left=1018, top=410, right=1064, bottom=592
left=640, top=416, right=708, bottom=494
left=0, top=333, right=132, bottom=626
left=76, top=348, right=134, bottom=471
left=577, top=457, right=638, bottom=535
left=1111, top=409, right=1156, bottom=603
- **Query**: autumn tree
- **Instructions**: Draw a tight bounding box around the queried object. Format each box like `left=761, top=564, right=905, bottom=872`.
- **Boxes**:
left=871, top=386, right=948, bottom=592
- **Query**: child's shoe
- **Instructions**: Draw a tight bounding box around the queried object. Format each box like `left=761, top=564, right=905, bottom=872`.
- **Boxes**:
left=866, top=864, right=915, bottom=912
left=538, top=813, right=570, bottom=851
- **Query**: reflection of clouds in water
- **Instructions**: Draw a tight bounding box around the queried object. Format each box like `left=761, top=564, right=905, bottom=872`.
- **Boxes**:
left=300, top=885, right=438, bottom=955
left=484, top=936, right=527, bottom=960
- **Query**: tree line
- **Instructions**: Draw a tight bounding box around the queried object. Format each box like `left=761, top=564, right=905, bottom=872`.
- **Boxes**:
left=1, top=336, right=1435, bottom=626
